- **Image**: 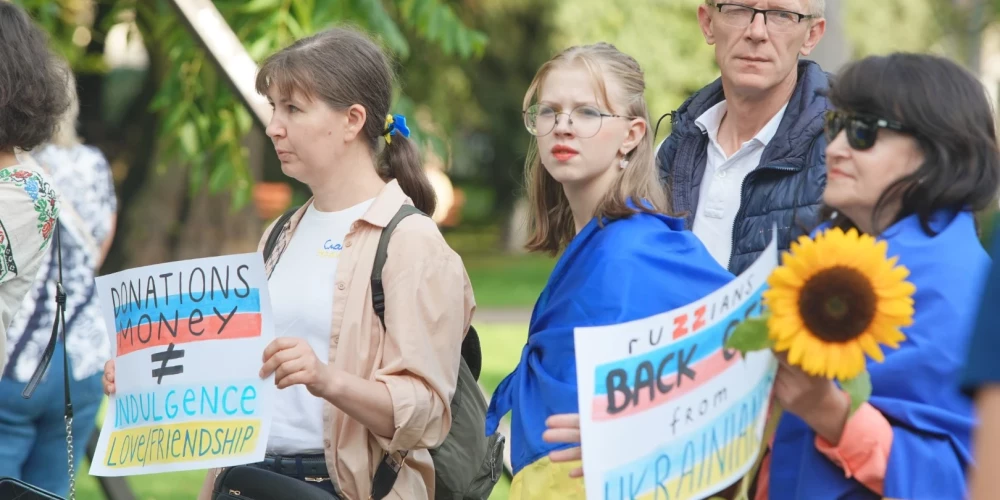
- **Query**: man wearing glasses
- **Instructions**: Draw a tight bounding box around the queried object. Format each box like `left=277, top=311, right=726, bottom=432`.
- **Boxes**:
left=657, top=1, right=829, bottom=275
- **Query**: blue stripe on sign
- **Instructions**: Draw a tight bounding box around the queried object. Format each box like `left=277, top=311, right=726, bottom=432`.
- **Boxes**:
left=592, top=288, right=763, bottom=395
left=113, top=289, right=261, bottom=328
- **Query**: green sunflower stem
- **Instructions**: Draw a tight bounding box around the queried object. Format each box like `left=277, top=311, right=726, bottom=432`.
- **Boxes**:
left=724, top=312, right=774, bottom=356
left=841, top=370, right=873, bottom=415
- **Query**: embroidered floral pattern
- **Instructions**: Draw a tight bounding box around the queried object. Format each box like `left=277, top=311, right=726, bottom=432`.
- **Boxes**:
left=0, top=218, right=15, bottom=282
left=0, top=168, right=59, bottom=247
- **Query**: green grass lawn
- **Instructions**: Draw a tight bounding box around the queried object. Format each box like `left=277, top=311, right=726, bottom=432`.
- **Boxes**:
left=76, top=322, right=528, bottom=500
left=444, top=225, right=555, bottom=309
left=462, top=252, right=554, bottom=309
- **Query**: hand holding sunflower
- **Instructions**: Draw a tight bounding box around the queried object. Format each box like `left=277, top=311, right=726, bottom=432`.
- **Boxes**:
left=772, top=354, right=853, bottom=444
left=726, top=227, right=916, bottom=414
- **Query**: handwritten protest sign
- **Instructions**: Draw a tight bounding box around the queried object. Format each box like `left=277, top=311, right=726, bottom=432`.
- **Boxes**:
left=89, top=253, right=274, bottom=476
left=575, top=237, right=779, bottom=499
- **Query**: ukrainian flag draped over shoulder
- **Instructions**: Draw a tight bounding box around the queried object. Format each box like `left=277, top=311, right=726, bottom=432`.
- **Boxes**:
left=486, top=210, right=734, bottom=498
left=767, top=211, right=988, bottom=499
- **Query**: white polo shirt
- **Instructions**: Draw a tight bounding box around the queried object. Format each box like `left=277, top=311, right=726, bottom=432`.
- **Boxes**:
left=690, top=101, right=787, bottom=269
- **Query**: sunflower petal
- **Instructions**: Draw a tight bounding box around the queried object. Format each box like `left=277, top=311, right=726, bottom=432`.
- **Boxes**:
left=846, top=342, right=866, bottom=379
left=826, top=344, right=841, bottom=379
left=877, top=299, right=915, bottom=317
left=875, top=281, right=916, bottom=299
left=770, top=266, right=806, bottom=288
left=788, top=337, right=807, bottom=366
left=858, top=334, right=885, bottom=362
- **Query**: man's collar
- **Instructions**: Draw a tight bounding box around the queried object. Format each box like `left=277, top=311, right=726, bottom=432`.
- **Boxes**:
left=694, top=100, right=789, bottom=147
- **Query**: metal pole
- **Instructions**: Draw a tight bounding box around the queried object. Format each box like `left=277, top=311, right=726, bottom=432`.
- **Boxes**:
left=164, top=0, right=272, bottom=129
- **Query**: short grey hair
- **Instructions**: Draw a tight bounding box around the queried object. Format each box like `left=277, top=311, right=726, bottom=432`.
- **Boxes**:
left=705, top=0, right=825, bottom=16
left=810, top=0, right=825, bottom=16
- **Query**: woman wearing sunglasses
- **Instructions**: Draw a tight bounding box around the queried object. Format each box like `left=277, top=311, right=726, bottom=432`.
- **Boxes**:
left=748, top=53, right=1000, bottom=499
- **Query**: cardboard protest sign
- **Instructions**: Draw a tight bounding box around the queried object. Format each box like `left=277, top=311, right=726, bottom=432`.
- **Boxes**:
left=574, top=237, right=779, bottom=499
left=89, top=253, right=275, bottom=476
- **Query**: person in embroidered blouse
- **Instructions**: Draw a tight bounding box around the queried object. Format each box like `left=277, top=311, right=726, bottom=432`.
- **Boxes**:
left=0, top=61, right=117, bottom=496
left=485, top=42, right=734, bottom=499
left=0, top=3, right=67, bottom=381
left=103, top=27, right=475, bottom=500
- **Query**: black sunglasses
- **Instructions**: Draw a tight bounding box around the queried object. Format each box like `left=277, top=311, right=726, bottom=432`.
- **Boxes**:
left=824, top=110, right=911, bottom=150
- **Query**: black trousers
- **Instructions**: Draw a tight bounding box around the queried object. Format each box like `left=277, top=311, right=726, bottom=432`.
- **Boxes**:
left=249, top=454, right=341, bottom=499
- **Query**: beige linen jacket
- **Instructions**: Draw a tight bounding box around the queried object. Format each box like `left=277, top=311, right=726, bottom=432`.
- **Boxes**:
left=256, top=179, right=476, bottom=499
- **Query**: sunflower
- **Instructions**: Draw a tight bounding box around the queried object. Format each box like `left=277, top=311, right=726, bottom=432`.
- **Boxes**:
left=762, top=227, right=916, bottom=381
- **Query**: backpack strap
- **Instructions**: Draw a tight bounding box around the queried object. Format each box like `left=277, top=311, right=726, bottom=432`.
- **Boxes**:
left=368, top=204, right=482, bottom=378
left=370, top=204, right=424, bottom=327
left=370, top=204, right=423, bottom=500
left=263, top=206, right=300, bottom=264
left=368, top=203, right=486, bottom=500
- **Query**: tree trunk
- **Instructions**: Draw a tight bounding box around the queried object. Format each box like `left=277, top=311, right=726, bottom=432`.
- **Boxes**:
left=87, top=19, right=266, bottom=274
left=964, top=0, right=987, bottom=74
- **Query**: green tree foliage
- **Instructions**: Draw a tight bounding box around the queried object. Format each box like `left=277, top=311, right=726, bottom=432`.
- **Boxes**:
left=396, top=0, right=558, bottom=225
left=845, top=0, right=942, bottom=58
left=14, top=0, right=488, bottom=208
left=551, top=0, right=718, bottom=143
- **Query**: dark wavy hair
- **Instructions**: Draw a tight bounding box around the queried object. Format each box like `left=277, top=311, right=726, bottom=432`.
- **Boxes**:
left=821, top=53, right=1000, bottom=236
left=0, top=3, right=71, bottom=152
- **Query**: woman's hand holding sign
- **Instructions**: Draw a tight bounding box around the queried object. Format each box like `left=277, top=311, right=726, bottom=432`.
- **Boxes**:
left=260, top=337, right=334, bottom=397
left=103, top=360, right=116, bottom=395
left=260, top=336, right=397, bottom=439
left=543, top=413, right=584, bottom=478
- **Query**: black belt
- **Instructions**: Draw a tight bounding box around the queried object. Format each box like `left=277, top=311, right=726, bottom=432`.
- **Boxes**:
left=258, top=454, right=329, bottom=478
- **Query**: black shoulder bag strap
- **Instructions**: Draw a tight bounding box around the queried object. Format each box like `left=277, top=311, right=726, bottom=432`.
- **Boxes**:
left=21, top=220, right=76, bottom=500
left=370, top=204, right=425, bottom=500
left=263, top=206, right=300, bottom=264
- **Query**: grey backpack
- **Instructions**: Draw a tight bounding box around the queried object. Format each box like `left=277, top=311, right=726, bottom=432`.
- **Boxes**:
left=264, top=204, right=505, bottom=500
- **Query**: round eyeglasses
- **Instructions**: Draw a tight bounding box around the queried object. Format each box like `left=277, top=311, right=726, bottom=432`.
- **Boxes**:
left=523, top=104, right=634, bottom=139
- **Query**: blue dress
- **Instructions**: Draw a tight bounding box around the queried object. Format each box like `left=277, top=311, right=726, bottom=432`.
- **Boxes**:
left=768, top=211, right=989, bottom=499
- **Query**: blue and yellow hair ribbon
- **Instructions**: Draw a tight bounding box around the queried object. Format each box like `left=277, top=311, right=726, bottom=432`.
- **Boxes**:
left=383, top=113, right=410, bottom=145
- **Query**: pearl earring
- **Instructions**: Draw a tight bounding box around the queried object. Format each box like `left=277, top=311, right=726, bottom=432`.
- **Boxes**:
left=619, top=158, right=629, bottom=169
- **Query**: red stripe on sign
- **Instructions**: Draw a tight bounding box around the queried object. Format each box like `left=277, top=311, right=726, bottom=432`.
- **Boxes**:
left=116, top=313, right=262, bottom=356
left=590, top=348, right=738, bottom=421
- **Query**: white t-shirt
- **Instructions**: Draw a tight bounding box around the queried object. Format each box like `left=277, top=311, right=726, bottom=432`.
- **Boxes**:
left=690, top=101, right=787, bottom=268
left=266, top=198, right=374, bottom=454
